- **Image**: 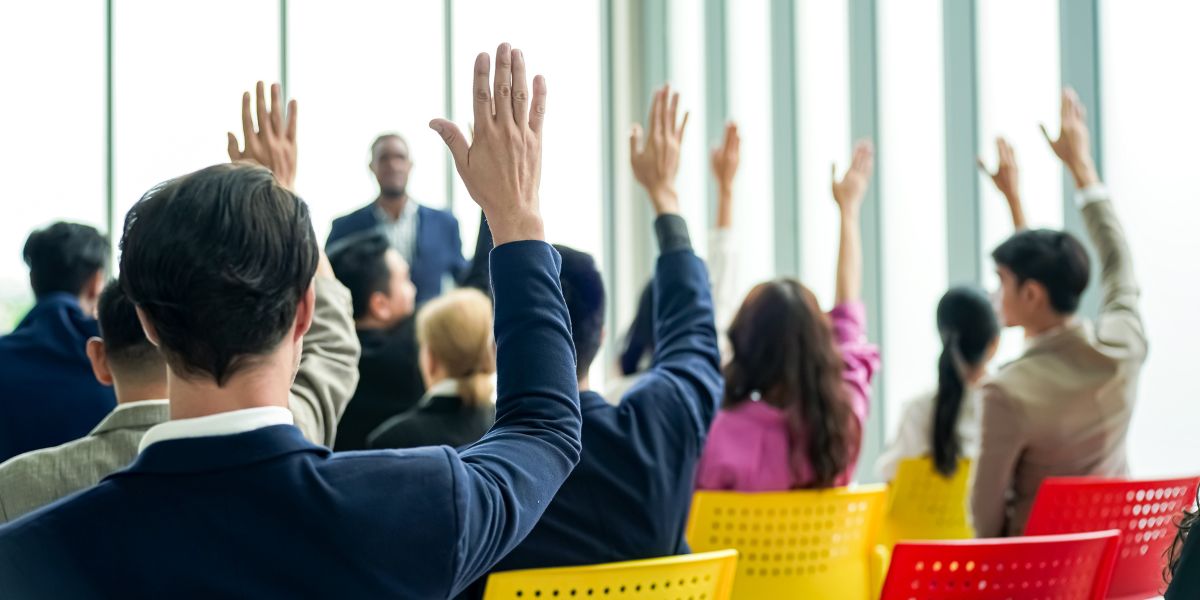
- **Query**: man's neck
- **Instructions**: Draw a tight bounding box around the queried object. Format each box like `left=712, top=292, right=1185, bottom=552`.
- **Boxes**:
left=577, top=376, right=590, bottom=393
left=376, top=194, right=409, bottom=221
left=166, top=362, right=293, bottom=420
left=114, top=381, right=169, bottom=404
left=356, top=315, right=405, bottom=332
left=1022, top=313, right=1072, bottom=339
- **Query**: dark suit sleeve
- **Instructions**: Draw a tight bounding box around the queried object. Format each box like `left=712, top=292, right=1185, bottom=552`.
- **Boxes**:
left=458, top=212, right=495, bottom=296
left=444, top=241, right=583, bottom=597
left=623, top=215, right=723, bottom=445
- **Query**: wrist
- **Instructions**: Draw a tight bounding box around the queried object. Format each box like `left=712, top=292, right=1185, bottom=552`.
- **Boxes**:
left=1068, top=160, right=1100, bottom=189
left=838, top=202, right=862, bottom=220
left=649, top=186, right=680, bottom=215
left=489, top=213, right=545, bottom=246
left=717, top=182, right=734, bottom=197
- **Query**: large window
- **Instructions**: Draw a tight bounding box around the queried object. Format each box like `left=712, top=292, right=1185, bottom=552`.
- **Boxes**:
left=877, top=0, right=948, bottom=438
left=112, top=0, right=281, bottom=234
left=669, top=0, right=710, bottom=257
left=976, top=0, right=1063, bottom=364
left=1101, top=0, right=1200, bottom=477
left=288, top=0, right=448, bottom=243
left=0, top=1, right=106, bottom=331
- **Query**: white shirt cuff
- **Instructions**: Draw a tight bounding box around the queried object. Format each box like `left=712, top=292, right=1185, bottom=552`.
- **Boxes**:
left=1074, top=183, right=1110, bottom=207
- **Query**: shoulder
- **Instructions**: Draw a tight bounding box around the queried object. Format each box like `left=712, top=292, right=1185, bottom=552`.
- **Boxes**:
left=417, top=205, right=460, bottom=230
left=330, top=204, right=378, bottom=233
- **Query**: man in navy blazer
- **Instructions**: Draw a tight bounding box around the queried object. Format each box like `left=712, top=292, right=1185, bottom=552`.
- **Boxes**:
left=326, top=133, right=467, bottom=305
left=0, top=222, right=114, bottom=462
left=0, top=51, right=581, bottom=599
left=459, top=84, right=723, bottom=597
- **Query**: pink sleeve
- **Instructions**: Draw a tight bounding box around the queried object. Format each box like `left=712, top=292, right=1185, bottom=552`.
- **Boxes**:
left=828, top=301, right=880, bottom=426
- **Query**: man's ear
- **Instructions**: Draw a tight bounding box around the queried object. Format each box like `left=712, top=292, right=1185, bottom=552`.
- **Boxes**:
left=368, top=291, right=392, bottom=322
left=86, top=337, right=114, bottom=386
left=293, top=283, right=316, bottom=342
left=1022, top=279, right=1048, bottom=310
left=135, top=307, right=160, bottom=347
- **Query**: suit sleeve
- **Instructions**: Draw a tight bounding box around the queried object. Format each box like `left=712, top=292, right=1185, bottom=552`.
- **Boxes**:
left=458, top=212, right=495, bottom=297
left=288, top=275, right=362, bottom=447
left=1079, top=194, right=1148, bottom=363
left=445, top=241, right=583, bottom=597
left=627, top=215, right=724, bottom=446
left=971, top=384, right=1026, bottom=537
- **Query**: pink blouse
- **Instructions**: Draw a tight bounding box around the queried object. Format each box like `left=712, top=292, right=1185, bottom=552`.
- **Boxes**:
left=695, top=301, right=880, bottom=491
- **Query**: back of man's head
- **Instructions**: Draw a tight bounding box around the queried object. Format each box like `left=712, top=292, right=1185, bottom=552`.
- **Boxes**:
left=96, top=279, right=164, bottom=384
left=329, top=233, right=392, bottom=321
left=23, top=222, right=109, bottom=299
left=119, top=163, right=318, bottom=386
left=992, top=228, right=1090, bottom=314
left=553, top=245, right=605, bottom=381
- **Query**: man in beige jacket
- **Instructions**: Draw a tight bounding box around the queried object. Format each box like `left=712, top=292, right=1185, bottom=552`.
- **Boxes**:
left=973, top=88, right=1147, bottom=537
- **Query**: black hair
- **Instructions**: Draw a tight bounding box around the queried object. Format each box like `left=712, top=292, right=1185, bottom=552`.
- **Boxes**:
left=119, top=163, right=318, bottom=386
left=554, top=244, right=605, bottom=381
left=329, top=233, right=392, bottom=320
left=619, top=281, right=655, bottom=376
left=932, top=286, right=1000, bottom=477
left=96, top=279, right=161, bottom=374
left=992, top=228, right=1090, bottom=314
left=370, top=133, right=408, bottom=158
left=1167, top=487, right=1200, bottom=586
left=22, top=222, right=109, bottom=299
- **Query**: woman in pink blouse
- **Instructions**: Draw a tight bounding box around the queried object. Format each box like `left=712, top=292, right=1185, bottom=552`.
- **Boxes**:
left=696, top=140, right=880, bottom=491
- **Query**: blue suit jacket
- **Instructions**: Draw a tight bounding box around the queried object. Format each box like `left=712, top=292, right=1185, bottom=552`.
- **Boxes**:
left=0, top=294, right=115, bottom=463
left=327, top=202, right=466, bottom=304
left=0, top=242, right=582, bottom=599
left=460, top=217, right=723, bottom=597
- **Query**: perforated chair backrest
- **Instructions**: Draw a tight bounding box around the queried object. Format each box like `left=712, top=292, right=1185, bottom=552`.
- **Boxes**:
left=882, top=457, right=974, bottom=547
left=481, top=550, right=738, bottom=600
left=1024, top=475, right=1200, bottom=599
left=685, top=485, right=887, bottom=600
left=880, top=530, right=1121, bottom=600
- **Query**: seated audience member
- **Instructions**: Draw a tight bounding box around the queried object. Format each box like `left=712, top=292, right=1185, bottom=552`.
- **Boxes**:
left=368, top=288, right=497, bottom=449
left=328, top=233, right=424, bottom=450
left=611, top=122, right=741, bottom=399
left=0, top=47, right=582, bottom=599
left=696, top=140, right=881, bottom=491
left=459, top=84, right=722, bottom=598
left=875, top=286, right=999, bottom=481
left=971, top=89, right=1147, bottom=537
left=0, top=222, right=113, bottom=462
left=1166, top=497, right=1199, bottom=598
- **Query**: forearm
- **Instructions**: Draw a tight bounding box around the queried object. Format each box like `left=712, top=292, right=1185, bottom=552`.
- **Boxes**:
left=289, top=275, right=361, bottom=446
left=715, top=186, right=733, bottom=229
left=1007, top=195, right=1027, bottom=231
left=835, top=207, right=862, bottom=305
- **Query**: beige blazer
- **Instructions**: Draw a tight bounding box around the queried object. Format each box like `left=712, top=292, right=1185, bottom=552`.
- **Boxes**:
left=972, top=196, right=1148, bottom=537
left=0, top=275, right=360, bottom=523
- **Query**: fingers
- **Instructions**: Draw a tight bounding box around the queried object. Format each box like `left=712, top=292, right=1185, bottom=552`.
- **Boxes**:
left=227, top=132, right=242, bottom=161
left=241, top=91, right=256, bottom=148
left=529, top=75, right=547, bottom=135
left=255, top=81, right=272, bottom=139
left=851, top=139, right=875, bottom=174
left=493, top=43, right=514, bottom=123
left=677, top=111, right=690, bottom=143
left=976, top=156, right=990, bottom=175
left=285, top=99, right=298, bottom=142
left=511, top=48, right=529, bottom=127
left=269, top=83, right=284, bottom=136
left=430, top=118, right=470, bottom=167
left=472, top=52, right=493, bottom=130
left=1039, top=123, right=1055, bottom=147
left=668, top=90, right=680, bottom=136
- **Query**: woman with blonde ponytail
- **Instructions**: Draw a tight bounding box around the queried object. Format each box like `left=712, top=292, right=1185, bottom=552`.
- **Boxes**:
left=367, top=289, right=497, bottom=449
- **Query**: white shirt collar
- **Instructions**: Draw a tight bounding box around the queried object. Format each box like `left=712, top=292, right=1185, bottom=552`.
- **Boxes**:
left=113, top=399, right=170, bottom=412
left=138, top=406, right=294, bottom=453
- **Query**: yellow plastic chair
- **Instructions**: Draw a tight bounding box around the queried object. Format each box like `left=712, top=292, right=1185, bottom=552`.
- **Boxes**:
left=685, top=485, right=887, bottom=600
left=481, top=550, right=739, bottom=600
left=879, top=457, right=974, bottom=549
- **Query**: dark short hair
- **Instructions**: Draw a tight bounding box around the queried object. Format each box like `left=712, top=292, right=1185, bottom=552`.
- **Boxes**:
left=370, top=133, right=408, bottom=159
left=96, top=279, right=162, bottom=375
left=23, top=222, right=109, bottom=299
left=119, top=163, right=318, bottom=386
left=992, top=228, right=1090, bottom=314
left=329, top=232, right=392, bottom=320
left=554, top=245, right=606, bottom=381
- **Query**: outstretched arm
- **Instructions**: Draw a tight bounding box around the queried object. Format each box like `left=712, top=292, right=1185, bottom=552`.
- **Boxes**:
left=708, top=122, right=740, bottom=336
left=431, top=45, right=582, bottom=597
left=978, top=137, right=1027, bottom=230
left=832, top=140, right=874, bottom=306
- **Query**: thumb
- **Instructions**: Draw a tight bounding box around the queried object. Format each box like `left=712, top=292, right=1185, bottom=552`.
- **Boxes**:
left=1038, top=123, right=1055, bottom=147
left=629, top=124, right=643, bottom=158
left=976, top=156, right=989, bottom=174
left=227, top=132, right=241, bottom=162
left=831, top=162, right=838, bottom=184
left=430, top=119, right=469, bottom=167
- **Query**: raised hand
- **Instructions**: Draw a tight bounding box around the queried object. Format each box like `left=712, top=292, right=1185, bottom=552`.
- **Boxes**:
left=431, top=44, right=546, bottom=245
left=228, top=81, right=298, bottom=191
left=630, top=84, right=689, bottom=216
left=711, top=122, right=740, bottom=229
left=831, top=139, right=875, bottom=214
left=978, top=137, right=1026, bottom=229
left=1041, top=88, right=1100, bottom=189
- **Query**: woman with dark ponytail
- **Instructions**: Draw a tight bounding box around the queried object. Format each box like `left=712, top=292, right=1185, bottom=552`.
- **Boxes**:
left=1164, top=488, right=1200, bottom=598
left=876, top=286, right=999, bottom=480
left=697, top=140, right=880, bottom=491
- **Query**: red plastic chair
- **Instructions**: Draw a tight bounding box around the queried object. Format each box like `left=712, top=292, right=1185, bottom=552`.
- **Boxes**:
left=879, top=530, right=1121, bottom=600
left=1024, top=475, right=1200, bottom=600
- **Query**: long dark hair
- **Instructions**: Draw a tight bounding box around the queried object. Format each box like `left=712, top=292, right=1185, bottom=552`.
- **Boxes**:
left=1167, top=487, right=1200, bottom=586
left=932, top=286, right=999, bottom=477
left=723, top=279, right=852, bottom=488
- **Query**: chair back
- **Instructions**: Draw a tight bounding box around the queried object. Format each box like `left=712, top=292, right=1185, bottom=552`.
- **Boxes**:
left=881, top=457, right=974, bottom=547
left=481, top=550, right=739, bottom=600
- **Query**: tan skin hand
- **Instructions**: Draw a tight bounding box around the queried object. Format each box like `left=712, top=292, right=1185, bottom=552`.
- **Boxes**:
left=711, top=122, right=740, bottom=229
left=431, top=44, right=547, bottom=246
left=630, top=84, right=689, bottom=216
left=978, top=137, right=1027, bottom=230
left=228, top=81, right=298, bottom=191
left=1041, top=87, right=1101, bottom=189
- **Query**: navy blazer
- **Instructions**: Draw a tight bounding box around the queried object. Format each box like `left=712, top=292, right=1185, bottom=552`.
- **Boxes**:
left=327, top=202, right=466, bottom=304
left=460, top=217, right=723, bottom=597
left=0, top=294, right=116, bottom=463
left=0, top=242, right=582, bottom=599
